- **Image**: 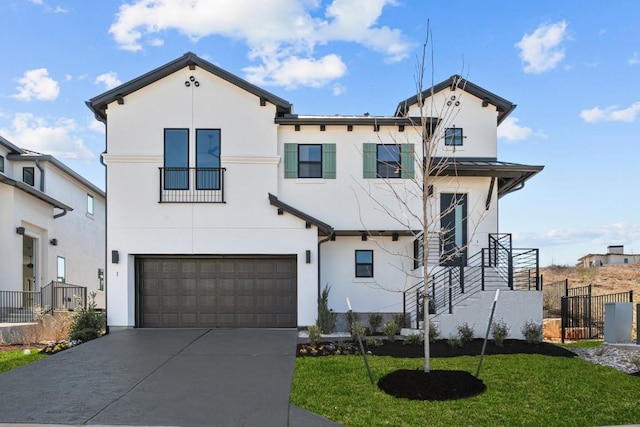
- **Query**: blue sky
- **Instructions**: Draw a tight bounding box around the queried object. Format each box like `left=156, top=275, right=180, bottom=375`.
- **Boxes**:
left=1, top=0, right=639, bottom=266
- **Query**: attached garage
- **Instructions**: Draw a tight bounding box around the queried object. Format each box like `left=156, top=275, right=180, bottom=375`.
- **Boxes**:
left=136, top=256, right=297, bottom=328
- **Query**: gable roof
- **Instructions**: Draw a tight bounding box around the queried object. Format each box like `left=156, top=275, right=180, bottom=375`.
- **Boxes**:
left=86, top=52, right=292, bottom=121
left=0, top=135, right=24, bottom=154
left=395, top=75, right=516, bottom=124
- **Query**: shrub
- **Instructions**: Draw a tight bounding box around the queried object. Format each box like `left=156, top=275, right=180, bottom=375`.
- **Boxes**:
left=428, top=322, right=440, bottom=343
left=447, top=335, right=462, bottom=348
left=521, top=320, right=543, bottom=344
left=392, top=313, right=407, bottom=331
left=403, top=333, right=424, bottom=346
left=307, top=325, right=321, bottom=345
left=316, top=285, right=336, bottom=334
left=350, top=322, right=366, bottom=342
left=368, top=313, right=383, bottom=334
left=383, top=319, right=397, bottom=342
left=366, top=337, right=383, bottom=347
left=69, top=292, right=104, bottom=342
left=491, top=319, right=510, bottom=347
left=456, top=322, right=475, bottom=343
left=346, top=311, right=359, bottom=334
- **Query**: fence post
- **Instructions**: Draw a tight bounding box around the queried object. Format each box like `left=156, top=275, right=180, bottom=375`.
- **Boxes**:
left=431, top=276, right=436, bottom=313
left=540, top=274, right=544, bottom=290
left=564, top=279, right=568, bottom=297
left=561, top=297, right=567, bottom=343
left=535, top=249, right=540, bottom=290
left=587, top=285, right=592, bottom=339
left=460, top=264, right=464, bottom=294
left=481, top=250, right=485, bottom=291
left=402, top=291, right=406, bottom=325
left=415, top=290, right=420, bottom=329
left=508, top=252, right=514, bottom=290
left=448, top=270, right=453, bottom=314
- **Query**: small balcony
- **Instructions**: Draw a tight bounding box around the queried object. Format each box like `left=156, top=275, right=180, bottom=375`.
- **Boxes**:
left=159, top=167, right=226, bottom=203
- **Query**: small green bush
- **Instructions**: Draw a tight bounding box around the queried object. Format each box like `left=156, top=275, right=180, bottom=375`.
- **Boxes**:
left=491, top=319, right=510, bottom=347
left=383, top=319, right=397, bottom=342
left=368, top=313, right=383, bottom=334
left=346, top=311, right=360, bottom=334
left=69, top=292, right=103, bottom=342
left=403, top=333, right=424, bottom=346
left=350, top=322, right=366, bottom=342
left=428, top=322, right=440, bottom=343
left=316, top=285, right=336, bottom=334
left=307, top=325, right=321, bottom=345
left=366, top=337, right=383, bottom=347
left=521, top=320, right=543, bottom=344
left=447, top=335, right=462, bottom=348
left=456, top=322, right=475, bottom=343
left=392, top=313, right=406, bottom=331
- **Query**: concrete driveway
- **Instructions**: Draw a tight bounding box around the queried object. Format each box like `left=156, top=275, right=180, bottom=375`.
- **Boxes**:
left=0, top=328, right=340, bottom=427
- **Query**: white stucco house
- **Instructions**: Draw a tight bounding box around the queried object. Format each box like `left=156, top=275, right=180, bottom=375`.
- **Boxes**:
left=0, top=136, right=106, bottom=320
left=577, top=245, right=640, bottom=267
left=87, top=52, right=544, bottom=337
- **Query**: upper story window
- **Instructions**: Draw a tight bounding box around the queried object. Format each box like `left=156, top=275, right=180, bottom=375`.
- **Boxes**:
left=87, top=194, right=94, bottom=215
left=363, top=143, right=414, bottom=179
left=355, top=250, right=374, bottom=278
left=284, top=143, right=336, bottom=179
left=0, top=155, right=4, bottom=173
left=195, top=129, right=221, bottom=190
left=445, top=128, right=463, bottom=146
left=23, top=167, right=35, bottom=186
left=164, top=129, right=189, bottom=190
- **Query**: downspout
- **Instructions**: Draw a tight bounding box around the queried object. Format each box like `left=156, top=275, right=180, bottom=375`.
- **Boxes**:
left=100, top=147, right=109, bottom=335
left=35, top=158, right=45, bottom=191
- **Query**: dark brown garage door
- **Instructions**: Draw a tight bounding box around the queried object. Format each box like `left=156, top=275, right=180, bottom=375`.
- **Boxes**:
left=137, top=256, right=297, bottom=328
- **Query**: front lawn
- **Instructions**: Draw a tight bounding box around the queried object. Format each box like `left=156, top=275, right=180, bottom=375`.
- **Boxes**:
left=0, top=349, right=47, bottom=374
left=291, top=354, right=640, bottom=427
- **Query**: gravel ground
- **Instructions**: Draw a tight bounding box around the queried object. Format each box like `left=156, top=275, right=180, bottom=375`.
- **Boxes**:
left=572, top=344, right=640, bottom=374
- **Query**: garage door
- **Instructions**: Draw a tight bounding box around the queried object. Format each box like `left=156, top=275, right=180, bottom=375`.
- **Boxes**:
left=137, top=256, right=297, bottom=328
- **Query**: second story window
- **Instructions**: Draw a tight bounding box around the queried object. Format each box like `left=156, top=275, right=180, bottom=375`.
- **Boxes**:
left=87, top=194, right=94, bottom=215
left=0, top=155, right=4, bottom=173
left=196, top=129, right=221, bottom=190
left=298, top=145, right=322, bottom=178
left=363, top=143, right=414, bottom=179
left=445, top=127, right=463, bottom=146
left=164, top=129, right=189, bottom=190
left=355, top=250, right=374, bottom=278
left=23, top=167, right=35, bottom=186
left=284, top=143, right=336, bottom=179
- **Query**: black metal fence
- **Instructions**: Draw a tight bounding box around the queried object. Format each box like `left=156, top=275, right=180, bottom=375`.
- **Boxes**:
left=561, top=289, right=633, bottom=342
left=0, top=282, right=87, bottom=323
left=543, top=279, right=567, bottom=318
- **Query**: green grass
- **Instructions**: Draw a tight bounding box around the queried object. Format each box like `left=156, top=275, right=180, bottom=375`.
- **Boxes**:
left=559, top=340, right=603, bottom=349
left=0, top=349, right=47, bottom=374
left=291, top=354, right=640, bottom=427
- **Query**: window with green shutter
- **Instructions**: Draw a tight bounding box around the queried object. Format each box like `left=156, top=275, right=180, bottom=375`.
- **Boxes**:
left=363, top=143, right=414, bottom=179
left=284, top=143, right=336, bottom=179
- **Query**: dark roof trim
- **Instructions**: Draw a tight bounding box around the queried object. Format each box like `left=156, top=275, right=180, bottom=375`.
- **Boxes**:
left=332, top=230, right=420, bottom=237
left=6, top=153, right=105, bottom=198
left=429, top=158, right=544, bottom=198
left=87, top=52, right=292, bottom=121
left=395, top=75, right=516, bottom=125
left=276, top=115, right=439, bottom=127
left=0, top=135, right=24, bottom=154
left=268, top=193, right=333, bottom=235
left=0, top=174, right=73, bottom=212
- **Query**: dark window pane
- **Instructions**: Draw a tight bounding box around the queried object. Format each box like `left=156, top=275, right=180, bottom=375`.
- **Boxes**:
left=356, top=250, right=372, bottom=263
left=196, top=129, right=221, bottom=190
left=355, top=250, right=373, bottom=278
left=376, top=145, right=400, bottom=178
left=164, top=129, right=188, bottom=190
left=298, top=144, right=322, bottom=178
left=356, top=265, right=373, bottom=277
left=0, top=156, right=4, bottom=173
left=23, top=167, right=34, bottom=186
left=445, top=128, right=463, bottom=146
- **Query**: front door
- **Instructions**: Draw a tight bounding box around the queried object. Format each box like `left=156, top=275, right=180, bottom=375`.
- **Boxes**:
left=22, top=235, right=36, bottom=305
left=440, top=193, right=467, bottom=266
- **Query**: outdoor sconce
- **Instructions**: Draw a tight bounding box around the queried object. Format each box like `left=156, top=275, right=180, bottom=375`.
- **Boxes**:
left=306, top=250, right=311, bottom=264
left=392, top=233, right=399, bottom=241
left=16, top=226, right=25, bottom=235
left=50, top=238, right=58, bottom=246
left=111, top=250, right=120, bottom=264
left=361, top=234, right=368, bottom=241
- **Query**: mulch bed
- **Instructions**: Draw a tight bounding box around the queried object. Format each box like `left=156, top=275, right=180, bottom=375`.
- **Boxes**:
left=378, top=369, right=486, bottom=400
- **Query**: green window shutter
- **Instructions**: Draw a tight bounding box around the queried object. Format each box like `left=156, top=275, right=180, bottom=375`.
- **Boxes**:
left=363, top=143, right=377, bottom=178
left=322, top=144, right=336, bottom=179
left=400, top=144, right=415, bottom=179
left=284, top=143, right=298, bottom=178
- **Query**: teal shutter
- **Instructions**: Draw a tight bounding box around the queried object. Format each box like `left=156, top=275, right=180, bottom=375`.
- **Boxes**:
left=322, top=144, right=336, bottom=179
left=284, top=143, right=298, bottom=178
left=363, top=143, right=377, bottom=178
left=400, top=144, right=415, bottom=179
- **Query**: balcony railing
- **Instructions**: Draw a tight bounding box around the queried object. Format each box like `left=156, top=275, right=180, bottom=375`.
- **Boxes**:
left=159, top=167, right=226, bottom=203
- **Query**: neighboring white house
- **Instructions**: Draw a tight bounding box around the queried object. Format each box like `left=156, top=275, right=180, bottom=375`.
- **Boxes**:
left=0, top=136, right=106, bottom=313
left=87, top=52, right=544, bottom=337
left=577, top=245, right=640, bottom=267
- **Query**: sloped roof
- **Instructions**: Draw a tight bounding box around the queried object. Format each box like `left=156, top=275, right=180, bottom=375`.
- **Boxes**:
left=87, top=52, right=292, bottom=121
left=395, top=75, right=516, bottom=124
left=0, top=135, right=24, bottom=154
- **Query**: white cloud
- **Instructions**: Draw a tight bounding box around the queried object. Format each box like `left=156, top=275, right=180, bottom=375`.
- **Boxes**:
left=108, top=0, right=409, bottom=88
left=27, top=0, right=43, bottom=4
left=580, top=102, right=640, bottom=123
left=88, top=120, right=105, bottom=133
left=332, top=83, right=345, bottom=96
left=515, top=223, right=640, bottom=249
left=0, top=113, right=94, bottom=161
left=12, top=68, right=60, bottom=101
left=497, top=117, right=532, bottom=142
left=515, top=21, right=569, bottom=74
left=53, top=6, right=68, bottom=13
left=95, top=72, right=122, bottom=90
left=628, top=52, right=639, bottom=65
